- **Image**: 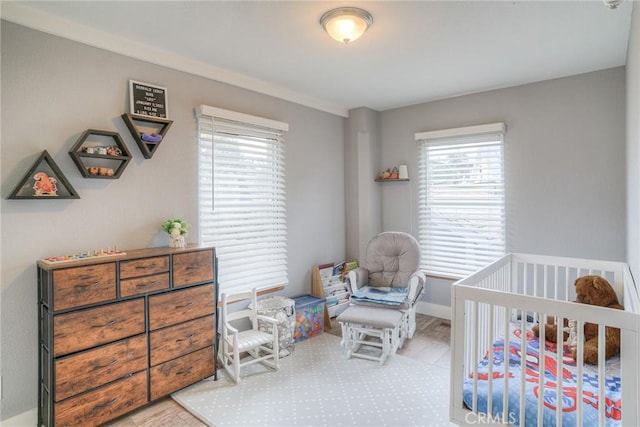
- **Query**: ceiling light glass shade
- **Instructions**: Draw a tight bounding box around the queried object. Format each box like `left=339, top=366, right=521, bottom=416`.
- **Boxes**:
left=320, top=7, right=373, bottom=44
left=603, top=0, right=621, bottom=9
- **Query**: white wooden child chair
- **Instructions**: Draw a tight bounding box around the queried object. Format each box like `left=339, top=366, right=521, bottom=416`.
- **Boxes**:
left=219, top=288, right=280, bottom=383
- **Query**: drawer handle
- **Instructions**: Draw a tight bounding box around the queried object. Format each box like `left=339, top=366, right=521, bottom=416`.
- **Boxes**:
left=135, top=264, right=153, bottom=269
left=95, top=358, right=119, bottom=370
left=95, top=397, right=119, bottom=409
left=91, top=319, right=118, bottom=328
left=74, top=281, right=100, bottom=289
left=176, top=302, right=193, bottom=309
left=177, top=367, right=193, bottom=376
left=137, top=281, right=157, bottom=288
left=176, top=334, right=195, bottom=343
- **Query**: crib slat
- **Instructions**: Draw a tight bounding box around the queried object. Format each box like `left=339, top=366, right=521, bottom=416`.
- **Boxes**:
left=503, top=305, right=510, bottom=424
left=487, top=304, right=494, bottom=417
left=543, top=265, right=548, bottom=300
left=519, top=310, right=526, bottom=427
left=472, top=300, right=479, bottom=413
left=450, top=284, right=468, bottom=424
left=556, top=315, right=563, bottom=427
left=576, top=320, right=584, bottom=427
left=537, top=312, right=545, bottom=426
left=598, top=324, right=605, bottom=427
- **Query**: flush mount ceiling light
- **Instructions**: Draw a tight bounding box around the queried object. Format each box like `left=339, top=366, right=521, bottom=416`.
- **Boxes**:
left=603, top=0, right=621, bottom=9
left=320, top=7, right=373, bottom=44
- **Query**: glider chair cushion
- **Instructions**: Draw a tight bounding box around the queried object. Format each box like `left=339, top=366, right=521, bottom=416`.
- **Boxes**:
left=346, top=232, right=426, bottom=339
left=366, top=231, right=420, bottom=288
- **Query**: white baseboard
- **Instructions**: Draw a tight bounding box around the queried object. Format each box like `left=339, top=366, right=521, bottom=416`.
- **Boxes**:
left=416, top=301, right=451, bottom=320
left=1, top=407, right=37, bottom=426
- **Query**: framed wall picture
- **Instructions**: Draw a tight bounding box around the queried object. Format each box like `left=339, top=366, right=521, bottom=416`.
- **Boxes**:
left=129, top=80, right=168, bottom=118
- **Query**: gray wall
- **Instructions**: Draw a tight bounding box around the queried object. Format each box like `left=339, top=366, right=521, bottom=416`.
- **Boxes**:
left=345, top=107, right=382, bottom=262
left=378, top=67, right=627, bottom=306
left=627, top=4, right=640, bottom=280
left=0, top=22, right=345, bottom=420
left=2, top=13, right=634, bottom=421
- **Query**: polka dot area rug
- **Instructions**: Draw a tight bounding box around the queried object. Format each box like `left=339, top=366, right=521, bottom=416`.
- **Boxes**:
left=172, top=333, right=455, bottom=426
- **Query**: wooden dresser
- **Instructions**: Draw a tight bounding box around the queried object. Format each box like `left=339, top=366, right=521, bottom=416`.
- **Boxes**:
left=37, top=245, right=217, bottom=426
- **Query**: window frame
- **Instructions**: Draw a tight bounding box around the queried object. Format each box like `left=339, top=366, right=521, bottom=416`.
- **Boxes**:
left=415, top=123, right=506, bottom=279
left=196, top=105, right=289, bottom=295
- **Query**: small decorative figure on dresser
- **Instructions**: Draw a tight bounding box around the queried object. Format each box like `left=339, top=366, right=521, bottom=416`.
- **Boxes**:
left=161, top=218, right=188, bottom=248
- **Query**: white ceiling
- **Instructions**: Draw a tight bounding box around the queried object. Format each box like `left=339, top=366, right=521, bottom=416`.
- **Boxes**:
left=1, top=1, right=633, bottom=117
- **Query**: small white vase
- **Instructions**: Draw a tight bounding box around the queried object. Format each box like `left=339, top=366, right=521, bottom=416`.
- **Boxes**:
left=170, top=235, right=185, bottom=248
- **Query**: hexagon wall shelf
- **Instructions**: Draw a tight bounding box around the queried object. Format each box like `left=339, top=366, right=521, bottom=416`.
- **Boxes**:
left=69, top=129, right=132, bottom=179
left=121, top=113, right=173, bottom=159
left=8, top=150, right=79, bottom=199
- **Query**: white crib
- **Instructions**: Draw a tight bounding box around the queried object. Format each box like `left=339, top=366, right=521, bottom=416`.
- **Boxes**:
left=450, top=253, right=640, bottom=426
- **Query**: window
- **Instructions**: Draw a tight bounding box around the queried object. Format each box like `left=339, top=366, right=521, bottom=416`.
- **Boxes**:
left=196, top=105, right=289, bottom=294
left=415, top=123, right=505, bottom=278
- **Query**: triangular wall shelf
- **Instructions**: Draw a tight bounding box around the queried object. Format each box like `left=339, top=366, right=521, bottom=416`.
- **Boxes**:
left=121, top=113, right=173, bottom=159
left=69, top=129, right=132, bottom=179
left=8, top=150, right=79, bottom=199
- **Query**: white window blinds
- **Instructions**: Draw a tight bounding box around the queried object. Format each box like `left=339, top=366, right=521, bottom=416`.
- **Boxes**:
left=196, top=105, right=289, bottom=294
left=416, top=123, right=506, bottom=278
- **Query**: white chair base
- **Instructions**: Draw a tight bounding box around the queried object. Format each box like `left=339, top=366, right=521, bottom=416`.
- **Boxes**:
left=220, top=289, right=280, bottom=384
left=404, top=306, right=417, bottom=339
left=337, top=306, right=404, bottom=364
left=220, top=341, right=279, bottom=383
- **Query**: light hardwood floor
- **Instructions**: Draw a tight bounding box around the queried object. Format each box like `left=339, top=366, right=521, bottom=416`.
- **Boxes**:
left=106, top=313, right=451, bottom=427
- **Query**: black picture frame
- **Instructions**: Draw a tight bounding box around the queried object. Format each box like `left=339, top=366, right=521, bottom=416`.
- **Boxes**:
left=129, top=80, right=168, bottom=118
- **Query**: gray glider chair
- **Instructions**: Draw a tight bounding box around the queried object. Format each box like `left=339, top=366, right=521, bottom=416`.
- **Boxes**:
left=346, top=231, right=426, bottom=342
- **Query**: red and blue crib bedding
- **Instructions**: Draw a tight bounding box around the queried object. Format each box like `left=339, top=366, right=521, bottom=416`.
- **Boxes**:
left=463, top=324, right=622, bottom=426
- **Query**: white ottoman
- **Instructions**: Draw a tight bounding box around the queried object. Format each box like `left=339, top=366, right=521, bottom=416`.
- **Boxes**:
left=336, top=305, right=404, bottom=364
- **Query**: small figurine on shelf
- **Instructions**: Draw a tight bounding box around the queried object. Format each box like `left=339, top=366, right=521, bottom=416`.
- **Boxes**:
left=377, top=168, right=391, bottom=180
left=162, top=218, right=188, bottom=248
left=33, top=172, right=58, bottom=196
left=389, top=166, right=399, bottom=179
left=141, top=133, right=163, bottom=143
left=106, top=146, right=121, bottom=156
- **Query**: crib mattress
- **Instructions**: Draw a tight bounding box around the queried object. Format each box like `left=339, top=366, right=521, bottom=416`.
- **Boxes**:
left=462, top=322, right=622, bottom=426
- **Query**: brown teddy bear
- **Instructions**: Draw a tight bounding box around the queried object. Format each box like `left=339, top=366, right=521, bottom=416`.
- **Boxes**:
left=532, top=275, right=623, bottom=365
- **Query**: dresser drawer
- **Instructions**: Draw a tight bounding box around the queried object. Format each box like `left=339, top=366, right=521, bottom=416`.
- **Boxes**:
left=120, top=256, right=169, bottom=280
left=54, top=370, right=147, bottom=427
left=150, top=315, right=215, bottom=366
left=149, top=346, right=214, bottom=400
left=120, top=272, right=170, bottom=298
left=55, top=335, right=147, bottom=401
left=148, top=284, right=214, bottom=331
left=173, top=250, right=214, bottom=287
left=53, top=263, right=116, bottom=311
left=53, top=299, right=145, bottom=357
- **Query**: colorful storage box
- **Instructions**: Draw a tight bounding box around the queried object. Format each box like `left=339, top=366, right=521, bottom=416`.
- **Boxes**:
left=293, top=294, right=324, bottom=342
